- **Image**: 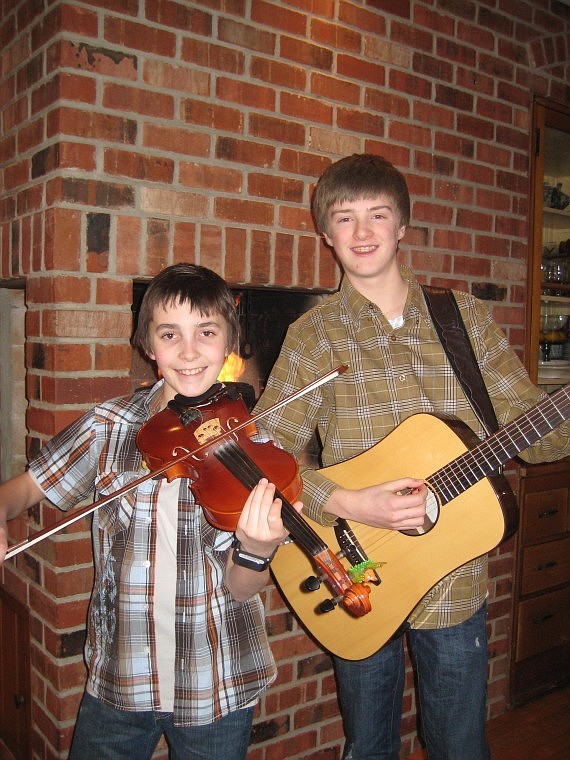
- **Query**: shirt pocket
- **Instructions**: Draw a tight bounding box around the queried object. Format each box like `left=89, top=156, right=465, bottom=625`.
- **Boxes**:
left=95, top=471, right=139, bottom=536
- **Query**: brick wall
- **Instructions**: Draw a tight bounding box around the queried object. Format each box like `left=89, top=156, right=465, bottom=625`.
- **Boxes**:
left=1, top=0, right=569, bottom=758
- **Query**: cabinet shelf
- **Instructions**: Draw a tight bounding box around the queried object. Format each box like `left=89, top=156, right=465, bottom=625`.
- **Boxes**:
left=541, top=285, right=570, bottom=297
left=543, top=206, right=570, bottom=219
left=541, top=292, right=570, bottom=302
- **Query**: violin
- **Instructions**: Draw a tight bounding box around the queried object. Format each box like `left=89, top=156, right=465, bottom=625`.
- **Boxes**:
left=137, top=382, right=372, bottom=619
left=5, top=366, right=372, bottom=620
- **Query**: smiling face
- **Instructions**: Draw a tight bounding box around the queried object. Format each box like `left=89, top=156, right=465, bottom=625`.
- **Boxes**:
left=323, top=194, right=407, bottom=287
left=146, top=299, right=229, bottom=406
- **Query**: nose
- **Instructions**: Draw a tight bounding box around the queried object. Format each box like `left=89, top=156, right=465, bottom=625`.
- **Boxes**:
left=354, top=218, right=372, bottom=239
left=179, top=336, right=198, bottom=361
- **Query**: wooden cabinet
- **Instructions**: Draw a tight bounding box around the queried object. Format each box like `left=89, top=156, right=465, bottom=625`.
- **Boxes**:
left=0, top=587, right=31, bottom=759
left=511, top=461, right=570, bottom=704
left=511, top=97, right=570, bottom=706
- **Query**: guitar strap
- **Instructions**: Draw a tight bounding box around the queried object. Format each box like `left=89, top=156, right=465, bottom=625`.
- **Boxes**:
left=421, top=284, right=499, bottom=437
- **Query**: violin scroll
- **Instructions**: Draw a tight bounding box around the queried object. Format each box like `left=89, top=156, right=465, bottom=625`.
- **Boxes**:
left=312, top=548, right=372, bottom=618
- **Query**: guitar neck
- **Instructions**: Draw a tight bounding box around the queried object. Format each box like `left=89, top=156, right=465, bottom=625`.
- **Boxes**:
left=433, top=385, right=570, bottom=504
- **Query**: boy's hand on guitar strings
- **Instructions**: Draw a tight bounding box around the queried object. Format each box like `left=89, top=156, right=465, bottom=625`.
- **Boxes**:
left=326, top=478, right=428, bottom=530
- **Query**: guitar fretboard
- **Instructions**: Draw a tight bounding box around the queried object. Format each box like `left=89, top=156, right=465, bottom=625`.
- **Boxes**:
left=430, top=384, right=570, bottom=505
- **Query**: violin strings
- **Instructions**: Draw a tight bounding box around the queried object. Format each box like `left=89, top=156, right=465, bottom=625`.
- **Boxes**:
left=214, top=440, right=328, bottom=556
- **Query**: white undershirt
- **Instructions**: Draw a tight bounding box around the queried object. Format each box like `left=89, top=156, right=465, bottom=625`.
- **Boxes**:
left=153, top=478, right=180, bottom=711
left=389, top=315, right=404, bottom=329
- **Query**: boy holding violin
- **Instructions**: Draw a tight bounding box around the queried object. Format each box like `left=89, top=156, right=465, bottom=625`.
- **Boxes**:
left=0, top=263, right=296, bottom=760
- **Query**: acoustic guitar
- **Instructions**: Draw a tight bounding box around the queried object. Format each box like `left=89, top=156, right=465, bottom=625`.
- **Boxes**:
left=270, top=384, right=570, bottom=660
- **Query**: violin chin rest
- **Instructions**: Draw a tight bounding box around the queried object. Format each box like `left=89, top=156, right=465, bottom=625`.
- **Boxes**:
left=169, top=383, right=225, bottom=410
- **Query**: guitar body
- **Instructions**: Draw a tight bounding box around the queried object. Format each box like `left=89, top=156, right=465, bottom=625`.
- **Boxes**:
left=270, top=412, right=518, bottom=660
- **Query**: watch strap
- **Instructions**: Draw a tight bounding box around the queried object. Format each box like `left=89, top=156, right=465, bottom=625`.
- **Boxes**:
left=231, top=537, right=278, bottom=572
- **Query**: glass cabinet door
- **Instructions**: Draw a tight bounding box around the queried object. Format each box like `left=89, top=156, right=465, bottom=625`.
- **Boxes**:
left=528, top=100, right=570, bottom=390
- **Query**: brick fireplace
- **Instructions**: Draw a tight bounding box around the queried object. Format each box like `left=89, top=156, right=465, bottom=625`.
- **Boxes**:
left=1, top=1, right=570, bottom=759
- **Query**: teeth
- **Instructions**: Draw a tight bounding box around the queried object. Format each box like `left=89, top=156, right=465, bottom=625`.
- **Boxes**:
left=353, top=246, right=375, bottom=253
left=178, top=368, right=203, bottom=376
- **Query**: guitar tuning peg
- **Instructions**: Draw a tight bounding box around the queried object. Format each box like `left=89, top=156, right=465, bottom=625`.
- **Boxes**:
left=303, top=575, right=321, bottom=591
left=318, top=598, right=337, bottom=613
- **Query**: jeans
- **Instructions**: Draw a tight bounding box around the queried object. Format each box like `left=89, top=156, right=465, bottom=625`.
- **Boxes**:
left=69, top=691, right=255, bottom=760
left=334, top=603, right=491, bottom=760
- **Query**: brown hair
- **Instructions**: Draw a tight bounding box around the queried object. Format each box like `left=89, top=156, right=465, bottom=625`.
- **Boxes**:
left=312, top=153, right=411, bottom=234
left=132, top=263, right=238, bottom=356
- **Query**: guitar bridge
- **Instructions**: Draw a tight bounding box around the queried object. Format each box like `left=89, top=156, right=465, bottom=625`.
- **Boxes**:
left=334, top=518, right=382, bottom=585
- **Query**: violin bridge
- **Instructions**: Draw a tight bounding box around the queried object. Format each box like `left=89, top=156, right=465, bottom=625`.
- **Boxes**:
left=193, top=418, right=223, bottom=444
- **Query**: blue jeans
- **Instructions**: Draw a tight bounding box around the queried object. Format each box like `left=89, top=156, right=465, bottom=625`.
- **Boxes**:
left=69, top=691, right=255, bottom=760
left=334, top=604, right=491, bottom=760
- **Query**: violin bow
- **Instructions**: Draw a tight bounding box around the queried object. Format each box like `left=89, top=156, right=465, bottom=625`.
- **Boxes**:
left=4, top=364, right=348, bottom=561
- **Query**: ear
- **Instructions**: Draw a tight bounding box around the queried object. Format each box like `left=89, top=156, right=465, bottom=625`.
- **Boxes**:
left=397, top=225, right=406, bottom=241
left=323, top=231, right=333, bottom=247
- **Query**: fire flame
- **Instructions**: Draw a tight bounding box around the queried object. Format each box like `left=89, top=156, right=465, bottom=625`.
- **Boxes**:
left=218, top=352, right=245, bottom=382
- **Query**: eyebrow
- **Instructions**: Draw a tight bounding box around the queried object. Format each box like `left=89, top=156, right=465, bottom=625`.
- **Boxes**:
left=330, top=203, right=393, bottom=215
left=154, top=319, right=222, bottom=330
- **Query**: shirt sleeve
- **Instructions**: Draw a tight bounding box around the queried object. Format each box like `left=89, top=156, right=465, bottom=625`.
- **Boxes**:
left=255, top=318, right=341, bottom=525
left=28, top=409, right=101, bottom=511
left=458, top=292, right=570, bottom=463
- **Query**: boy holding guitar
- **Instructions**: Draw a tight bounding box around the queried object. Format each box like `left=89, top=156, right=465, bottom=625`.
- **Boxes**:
left=255, top=154, right=570, bottom=760
left=0, top=263, right=296, bottom=759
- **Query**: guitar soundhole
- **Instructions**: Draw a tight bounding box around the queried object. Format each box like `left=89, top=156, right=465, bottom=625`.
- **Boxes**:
left=400, top=488, right=439, bottom=537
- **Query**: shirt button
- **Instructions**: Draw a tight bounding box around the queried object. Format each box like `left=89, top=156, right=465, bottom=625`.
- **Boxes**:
left=390, top=334, right=397, bottom=342
left=398, top=375, right=406, bottom=382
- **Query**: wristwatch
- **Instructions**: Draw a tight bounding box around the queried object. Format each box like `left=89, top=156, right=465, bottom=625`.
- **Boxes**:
left=231, top=537, right=278, bottom=572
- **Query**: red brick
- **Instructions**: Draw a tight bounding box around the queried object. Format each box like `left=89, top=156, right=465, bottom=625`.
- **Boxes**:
left=104, top=16, right=176, bottom=57
left=172, top=221, right=197, bottom=265
left=103, top=82, right=174, bottom=119
left=281, top=36, right=334, bottom=70
left=251, top=0, right=307, bottom=35
left=215, top=197, right=273, bottom=226
left=219, top=17, right=276, bottom=54
left=104, top=149, right=174, bottom=183
left=181, top=37, right=245, bottom=74
left=181, top=98, right=244, bottom=133
left=248, top=172, right=304, bottom=203
left=95, top=343, right=133, bottom=371
left=48, top=39, right=137, bottom=80
left=251, top=56, right=306, bottom=90
left=223, top=227, right=247, bottom=283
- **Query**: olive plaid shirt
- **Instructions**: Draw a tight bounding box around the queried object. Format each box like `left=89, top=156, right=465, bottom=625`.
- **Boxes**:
left=28, top=381, right=276, bottom=725
left=256, top=266, right=570, bottom=628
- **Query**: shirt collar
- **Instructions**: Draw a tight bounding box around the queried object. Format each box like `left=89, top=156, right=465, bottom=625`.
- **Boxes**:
left=339, top=264, right=433, bottom=327
left=144, top=378, right=167, bottom=416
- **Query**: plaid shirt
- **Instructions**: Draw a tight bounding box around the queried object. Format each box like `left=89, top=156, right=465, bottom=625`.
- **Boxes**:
left=256, top=266, right=570, bottom=628
left=28, top=381, right=276, bottom=725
